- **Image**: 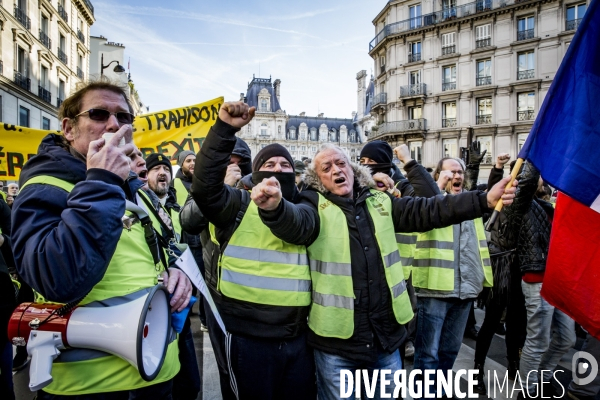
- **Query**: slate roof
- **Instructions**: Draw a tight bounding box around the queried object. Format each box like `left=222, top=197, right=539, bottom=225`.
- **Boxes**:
left=244, top=76, right=283, bottom=112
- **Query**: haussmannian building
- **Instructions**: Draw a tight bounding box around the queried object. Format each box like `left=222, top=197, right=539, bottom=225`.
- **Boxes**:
left=367, top=0, right=588, bottom=178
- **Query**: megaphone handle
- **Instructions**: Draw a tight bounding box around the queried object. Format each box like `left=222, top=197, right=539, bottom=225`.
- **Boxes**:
left=27, top=330, right=63, bottom=392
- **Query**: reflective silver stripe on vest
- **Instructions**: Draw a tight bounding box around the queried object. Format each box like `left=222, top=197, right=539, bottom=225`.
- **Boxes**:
left=312, top=292, right=354, bottom=310
left=412, top=258, right=454, bottom=269
left=224, top=244, right=308, bottom=266
left=391, top=280, right=407, bottom=298
left=482, top=258, right=491, bottom=267
left=400, top=257, right=414, bottom=267
left=480, top=240, right=488, bottom=247
left=383, top=250, right=401, bottom=268
left=222, top=269, right=311, bottom=292
left=395, top=234, right=418, bottom=245
left=310, top=260, right=352, bottom=276
left=416, top=240, right=454, bottom=250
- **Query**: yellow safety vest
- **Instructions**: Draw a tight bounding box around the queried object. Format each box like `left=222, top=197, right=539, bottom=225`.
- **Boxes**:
left=396, top=232, right=418, bottom=278
left=307, top=191, right=414, bottom=339
left=172, top=178, right=189, bottom=208
left=20, top=175, right=179, bottom=395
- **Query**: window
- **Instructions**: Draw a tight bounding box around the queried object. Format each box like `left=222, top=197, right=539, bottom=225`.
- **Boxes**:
left=442, top=102, right=457, bottom=127
left=517, top=92, right=535, bottom=121
left=310, top=127, right=317, bottom=141
left=442, top=0, right=457, bottom=20
left=442, top=65, right=456, bottom=91
left=441, top=32, right=456, bottom=55
left=349, top=130, right=356, bottom=143
left=300, top=128, right=306, bottom=141
left=58, top=34, right=67, bottom=64
left=517, top=16, right=535, bottom=41
left=260, top=123, right=267, bottom=136
left=330, top=129, right=337, bottom=142
left=407, top=70, right=424, bottom=95
left=475, top=24, right=491, bottom=48
left=58, top=79, right=65, bottom=107
left=409, top=42, right=421, bottom=62
left=443, top=139, right=458, bottom=158
left=476, top=0, right=492, bottom=12
left=477, top=136, right=493, bottom=164
left=301, top=146, right=306, bottom=151
left=39, top=66, right=51, bottom=103
left=566, top=3, right=586, bottom=31
left=289, top=127, right=296, bottom=140
left=312, top=146, right=316, bottom=152
left=16, top=46, right=30, bottom=91
left=477, top=98, right=492, bottom=124
left=517, top=133, right=528, bottom=153
left=42, top=117, right=50, bottom=130
left=409, top=4, right=422, bottom=29
left=291, top=146, right=296, bottom=151
left=77, top=54, right=84, bottom=79
left=380, top=56, right=386, bottom=74
left=517, top=51, right=535, bottom=80
left=40, top=15, right=51, bottom=49
left=260, top=98, right=268, bottom=111
left=41, top=66, right=48, bottom=89
left=19, top=106, right=30, bottom=127
left=409, top=141, right=422, bottom=163
left=476, top=59, right=491, bottom=86
left=409, top=106, right=422, bottom=120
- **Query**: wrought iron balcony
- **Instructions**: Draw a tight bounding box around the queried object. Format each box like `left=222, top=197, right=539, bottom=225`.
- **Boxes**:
left=518, top=69, right=534, bottom=80
left=408, top=53, right=421, bottom=63
left=40, top=30, right=52, bottom=50
left=372, top=92, right=387, bottom=107
left=57, top=98, right=64, bottom=108
left=400, top=83, right=427, bottom=97
left=14, top=70, right=31, bottom=91
left=58, top=48, right=68, bottom=65
left=476, top=76, right=492, bottom=86
left=77, top=29, right=85, bottom=44
left=517, top=28, right=534, bottom=41
left=566, top=18, right=582, bottom=31
left=77, top=67, right=84, bottom=79
left=476, top=114, right=492, bottom=124
left=517, top=110, right=535, bottom=121
left=58, top=5, right=69, bottom=22
left=442, top=118, right=457, bottom=128
left=476, top=38, right=491, bottom=48
left=371, top=119, right=427, bottom=139
left=442, top=45, right=456, bottom=56
left=442, top=81, right=456, bottom=91
left=38, top=86, right=52, bottom=103
left=14, top=7, right=31, bottom=30
left=476, top=0, right=492, bottom=12
left=442, top=7, right=457, bottom=20
left=83, top=0, right=95, bottom=15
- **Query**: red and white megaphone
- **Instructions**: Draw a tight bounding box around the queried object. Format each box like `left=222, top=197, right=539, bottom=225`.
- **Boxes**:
left=8, top=284, right=171, bottom=391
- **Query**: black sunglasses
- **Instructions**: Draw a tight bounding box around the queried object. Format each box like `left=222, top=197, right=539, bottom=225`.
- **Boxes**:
left=74, top=108, right=135, bottom=124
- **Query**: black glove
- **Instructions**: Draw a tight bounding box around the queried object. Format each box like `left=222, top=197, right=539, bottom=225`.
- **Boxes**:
left=468, top=141, right=487, bottom=166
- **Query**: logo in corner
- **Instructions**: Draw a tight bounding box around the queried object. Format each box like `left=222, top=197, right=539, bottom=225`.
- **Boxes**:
left=572, top=351, right=598, bottom=386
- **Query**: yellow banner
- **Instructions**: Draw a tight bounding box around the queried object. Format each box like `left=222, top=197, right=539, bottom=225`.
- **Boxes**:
left=0, top=97, right=223, bottom=181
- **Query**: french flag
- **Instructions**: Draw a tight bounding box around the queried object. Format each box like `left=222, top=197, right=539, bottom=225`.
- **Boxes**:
left=518, top=0, right=600, bottom=338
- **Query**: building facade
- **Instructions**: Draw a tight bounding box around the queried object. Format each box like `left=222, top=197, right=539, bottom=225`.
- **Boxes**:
left=238, top=76, right=364, bottom=162
left=368, top=0, right=588, bottom=177
left=0, top=0, right=94, bottom=130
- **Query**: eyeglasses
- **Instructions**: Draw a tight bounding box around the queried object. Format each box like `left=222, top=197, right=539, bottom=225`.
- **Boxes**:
left=74, top=109, right=135, bottom=124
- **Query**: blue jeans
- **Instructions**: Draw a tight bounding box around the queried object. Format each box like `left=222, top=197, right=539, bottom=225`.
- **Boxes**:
left=413, top=297, right=472, bottom=397
left=520, top=281, right=576, bottom=396
left=314, top=348, right=402, bottom=400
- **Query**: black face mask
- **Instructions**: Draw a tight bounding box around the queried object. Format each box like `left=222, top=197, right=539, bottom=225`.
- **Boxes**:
left=366, top=163, right=394, bottom=176
left=238, top=161, right=252, bottom=177
left=251, top=171, right=297, bottom=201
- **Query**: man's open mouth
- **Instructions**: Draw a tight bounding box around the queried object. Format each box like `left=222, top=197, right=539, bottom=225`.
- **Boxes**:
left=334, top=177, right=346, bottom=184
left=138, top=170, right=148, bottom=181
left=453, top=181, right=462, bottom=188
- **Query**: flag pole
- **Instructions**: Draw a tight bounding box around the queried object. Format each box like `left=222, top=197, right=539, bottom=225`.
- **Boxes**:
left=484, top=158, right=523, bottom=231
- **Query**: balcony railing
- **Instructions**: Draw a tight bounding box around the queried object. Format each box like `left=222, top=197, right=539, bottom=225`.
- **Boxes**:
left=518, top=69, right=534, bottom=80
left=38, top=86, right=52, bottom=103
left=476, top=76, right=492, bottom=86
left=442, top=45, right=456, bottom=55
left=371, top=119, right=427, bottom=139
left=442, top=118, right=457, bottom=128
left=408, top=53, right=422, bottom=63
left=77, top=67, right=84, bottom=79
left=476, top=114, right=492, bottom=124
left=14, top=7, right=31, bottom=30
left=372, top=92, right=387, bottom=107
left=476, top=37, right=491, bottom=48
left=58, top=5, right=69, bottom=22
left=566, top=18, right=582, bottom=31
left=58, top=48, right=68, bottom=65
left=400, top=83, right=427, bottom=97
left=517, top=28, right=534, bottom=41
left=57, top=98, right=64, bottom=108
left=77, top=29, right=85, bottom=44
left=517, top=110, right=535, bottom=121
left=442, top=81, right=456, bottom=91
left=369, top=0, right=517, bottom=51
left=40, top=30, right=52, bottom=50
left=14, top=70, right=31, bottom=91
left=83, top=0, right=95, bottom=15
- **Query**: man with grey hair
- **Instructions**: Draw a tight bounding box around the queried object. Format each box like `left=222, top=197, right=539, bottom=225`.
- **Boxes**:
left=252, top=143, right=517, bottom=399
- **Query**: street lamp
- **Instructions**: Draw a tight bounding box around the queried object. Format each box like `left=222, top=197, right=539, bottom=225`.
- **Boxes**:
left=100, top=53, right=126, bottom=77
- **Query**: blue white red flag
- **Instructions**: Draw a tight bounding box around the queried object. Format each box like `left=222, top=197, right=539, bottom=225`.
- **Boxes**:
left=518, top=0, right=600, bottom=338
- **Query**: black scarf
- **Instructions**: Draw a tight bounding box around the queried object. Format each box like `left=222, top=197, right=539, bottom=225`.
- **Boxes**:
left=251, top=171, right=297, bottom=201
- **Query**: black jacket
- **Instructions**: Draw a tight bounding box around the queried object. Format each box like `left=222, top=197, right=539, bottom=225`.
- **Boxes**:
left=190, top=118, right=308, bottom=339
left=259, top=164, right=490, bottom=362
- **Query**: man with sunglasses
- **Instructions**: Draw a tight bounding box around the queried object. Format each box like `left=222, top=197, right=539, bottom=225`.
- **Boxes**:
left=11, top=81, right=191, bottom=399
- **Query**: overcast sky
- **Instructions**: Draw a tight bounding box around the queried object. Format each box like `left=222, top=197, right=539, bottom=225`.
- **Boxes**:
left=90, top=0, right=388, bottom=118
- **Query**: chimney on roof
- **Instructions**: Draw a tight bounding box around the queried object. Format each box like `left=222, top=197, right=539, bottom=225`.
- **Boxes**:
left=273, top=79, right=281, bottom=104
left=318, top=113, right=324, bottom=118
left=299, top=112, right=305, bottom=116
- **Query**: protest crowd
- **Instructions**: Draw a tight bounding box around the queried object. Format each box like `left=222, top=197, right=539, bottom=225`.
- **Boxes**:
left=0, top=79, right=598, bottom=400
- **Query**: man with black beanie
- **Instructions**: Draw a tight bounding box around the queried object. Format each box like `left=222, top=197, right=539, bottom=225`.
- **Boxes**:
left=190, top=102, right=316, bottom=400
left=359, top=140, right=415, bottom=196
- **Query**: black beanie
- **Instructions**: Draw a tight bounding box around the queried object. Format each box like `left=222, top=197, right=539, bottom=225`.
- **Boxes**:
left=252, top=143, right=294, bottom=172
left=145, top=153, right=173, bottom=175
left=359, top=140, right=393, bottom=164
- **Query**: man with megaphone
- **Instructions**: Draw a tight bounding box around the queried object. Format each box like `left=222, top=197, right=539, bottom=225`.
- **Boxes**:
left=10, top=80, right=192, bottom=399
